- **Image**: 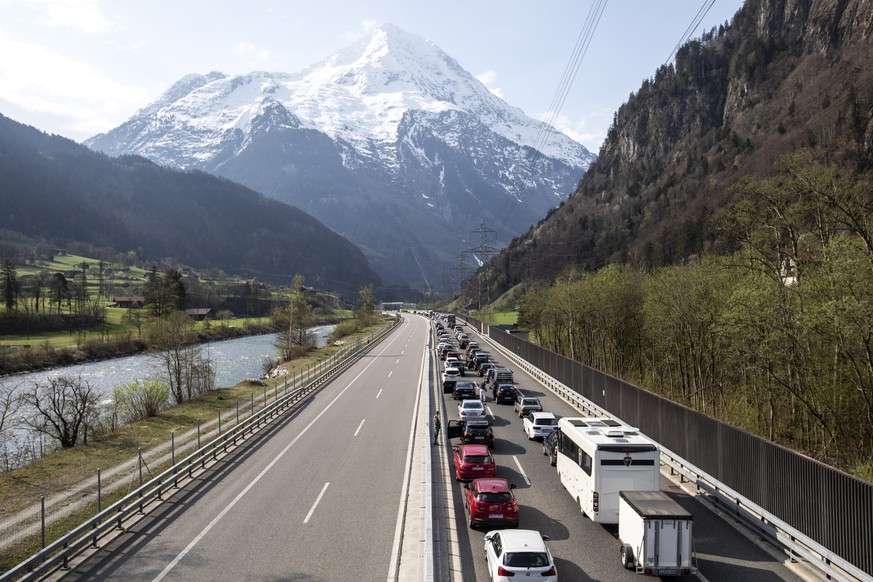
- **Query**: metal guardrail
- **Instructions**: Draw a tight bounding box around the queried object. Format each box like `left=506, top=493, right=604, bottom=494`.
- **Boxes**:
left=1, top=318, right=399, bottom=582
left=466, top=318, right=871, bottom=582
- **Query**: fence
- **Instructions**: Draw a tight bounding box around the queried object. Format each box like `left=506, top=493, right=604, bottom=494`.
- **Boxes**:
left=466, top=315, right=873, bottom=581
left=0, top=318, right=399, bottom=581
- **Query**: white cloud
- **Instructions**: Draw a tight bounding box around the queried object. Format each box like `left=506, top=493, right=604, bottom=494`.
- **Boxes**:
left=538, top=111, right=606, bottom=152
left=341, top=18, right=380, bottom=42
left=0, top=30, right=148, bottom=137
left=476, top=70, right=504, bottom=99
left=232, top=41, right=272, bottom=63
left=27, top=0, right=112, bottom=33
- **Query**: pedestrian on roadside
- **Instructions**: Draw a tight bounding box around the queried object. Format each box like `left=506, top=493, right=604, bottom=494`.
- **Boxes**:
left=433, top=410, right=441, bottom=445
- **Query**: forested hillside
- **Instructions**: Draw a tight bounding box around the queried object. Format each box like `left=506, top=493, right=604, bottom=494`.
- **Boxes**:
left=485, top=0, right=873, bottom=290
left=476, top=0, right=873, bottom=479
left=0, top=115, right=381, bottom=297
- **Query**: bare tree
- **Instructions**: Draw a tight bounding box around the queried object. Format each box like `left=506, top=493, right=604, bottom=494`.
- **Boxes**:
left=23, top=375, right=100, bottom=448
left=149, top=311, right=214, bottom=403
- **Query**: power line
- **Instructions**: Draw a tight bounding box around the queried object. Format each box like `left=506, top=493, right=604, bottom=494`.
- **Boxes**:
left=665, top=0, right=716, bottom=65
left=493, top=0, right=609, bottom=236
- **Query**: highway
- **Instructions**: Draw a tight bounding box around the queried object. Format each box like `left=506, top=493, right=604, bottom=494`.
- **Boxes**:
left=57, top=313, right=813, bottom=581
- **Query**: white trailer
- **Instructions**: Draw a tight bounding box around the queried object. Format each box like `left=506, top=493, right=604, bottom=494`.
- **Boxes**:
left=618, top=490, right=697, bottom=577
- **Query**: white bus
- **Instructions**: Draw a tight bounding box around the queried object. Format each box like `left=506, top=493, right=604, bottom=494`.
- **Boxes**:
left=556, top=417, right=660, bottom=524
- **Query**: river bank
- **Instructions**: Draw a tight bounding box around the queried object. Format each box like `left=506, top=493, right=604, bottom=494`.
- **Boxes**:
left=0, top=321, right=275, bottom=377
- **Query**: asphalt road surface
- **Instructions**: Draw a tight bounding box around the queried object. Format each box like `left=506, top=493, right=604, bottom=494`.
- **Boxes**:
left=62, top=316, right=429, bottom=581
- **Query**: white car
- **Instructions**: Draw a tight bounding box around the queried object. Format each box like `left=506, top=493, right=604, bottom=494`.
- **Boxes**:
left=484, top=529, right=557, bottom=581
left=523, top=412, right=558, bottom=440
left=458, top=399, right=486, bottom=420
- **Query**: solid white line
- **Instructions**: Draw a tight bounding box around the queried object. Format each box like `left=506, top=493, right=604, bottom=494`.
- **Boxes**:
left=512, top=455, right=531, bottom=486
left=386, top=324, right=427, bottom=581
left=152, top=329, right=402, bottom=582
left=303, top=482, right=330, bottom=523
left=486, top=404, right=495, bottom=419
left=354, top=418, right=365, bottom=437
left=376, top=388, right=383, bottom=399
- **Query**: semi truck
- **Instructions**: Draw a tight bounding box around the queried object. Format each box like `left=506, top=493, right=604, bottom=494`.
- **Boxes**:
left=618, top=490, right=697, bottom=576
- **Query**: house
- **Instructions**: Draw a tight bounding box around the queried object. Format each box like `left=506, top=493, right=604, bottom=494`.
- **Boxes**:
left=185, top=308, right=212, bottom=321
left=112, top=296, right=145, bottom=309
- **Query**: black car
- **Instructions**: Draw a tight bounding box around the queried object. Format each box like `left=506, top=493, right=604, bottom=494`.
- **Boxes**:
left=447, top=419, right=494, bottom=450
left=452, top=380, right=477, bottom=400
left=542, top=429, right=560, bottom=466
left=492, top=383, right=517, bottom=404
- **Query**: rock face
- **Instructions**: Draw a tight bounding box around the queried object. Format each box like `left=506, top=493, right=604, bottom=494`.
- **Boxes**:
left=483, top=0, right=873, bottom=293
left=86, top=24, right=595, bottom=292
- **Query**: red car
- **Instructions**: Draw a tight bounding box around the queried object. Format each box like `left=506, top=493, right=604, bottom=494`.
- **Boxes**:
left=464, top=478, right=519, bottom=529
left=452, top=444, right=496, bottom=481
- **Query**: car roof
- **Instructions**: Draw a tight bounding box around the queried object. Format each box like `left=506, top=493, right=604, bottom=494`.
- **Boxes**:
left=460, top=443, right=490, bottom=454
left=473, top=477, right=511, bottom=492
left=465, top=419, right=490, bottom=427
left=530, top=411, right=556, bottom=419
left=490, top=529, right=549, bottom=552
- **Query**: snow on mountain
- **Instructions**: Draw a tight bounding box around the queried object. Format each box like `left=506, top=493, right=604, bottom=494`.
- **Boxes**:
left=86, top=24, right=595, bottom=291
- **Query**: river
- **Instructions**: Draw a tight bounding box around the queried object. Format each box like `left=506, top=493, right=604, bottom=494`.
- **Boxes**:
left=0, top=325, right=335, bottom=397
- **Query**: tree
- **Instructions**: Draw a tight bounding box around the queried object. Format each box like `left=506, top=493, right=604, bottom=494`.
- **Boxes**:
left=49, top=272, right=69, bottom=314
left=148, top=311, right=214, bottom=403
left=357, top=285, right=376, bottom=324
left=274, top=275, right=315, bottom=360
left=23, top=375, right=100, bottom=448
left=144, top=267, right=187, bottom=318
left=0, top=259, right=20, bottom=312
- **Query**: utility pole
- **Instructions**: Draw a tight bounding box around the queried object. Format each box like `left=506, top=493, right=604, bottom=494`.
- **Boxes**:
left=462, top=220, right=501, bottom=311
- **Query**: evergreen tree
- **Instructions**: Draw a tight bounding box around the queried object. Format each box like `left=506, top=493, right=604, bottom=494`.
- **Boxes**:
left=0, top=259, right=20, bottom=312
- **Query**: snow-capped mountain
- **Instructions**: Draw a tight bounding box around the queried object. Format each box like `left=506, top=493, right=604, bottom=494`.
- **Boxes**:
left=87, top=24, right=595, bottom=291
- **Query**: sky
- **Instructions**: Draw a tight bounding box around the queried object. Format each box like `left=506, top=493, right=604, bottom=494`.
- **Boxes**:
left=0, top=0, right=745, bottom=154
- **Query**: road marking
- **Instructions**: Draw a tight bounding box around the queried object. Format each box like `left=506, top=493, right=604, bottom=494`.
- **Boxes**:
left=388, top=370, right=393, bottom=377
left=486, top=404, right=495, bottom=419
left=512, top=455, right=531, bottom=486
left=152, top=331, right=402, bottom=582
left=386, top=327, right=428, bottom=581
left=376, top=388, right=383, bottom=399
left=354, top=418, right=365, bottom=437
left=303, top=482, right=330, bottom=523
left=396, top=358, right=400, bottom=364
left=401, top=350, right=405, bottom=355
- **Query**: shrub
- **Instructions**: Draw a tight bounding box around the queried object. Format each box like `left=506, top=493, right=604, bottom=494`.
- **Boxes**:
left=113, top=378, right=169, bottom=424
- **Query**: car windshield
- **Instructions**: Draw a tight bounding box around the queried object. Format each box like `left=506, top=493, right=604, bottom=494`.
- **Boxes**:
left=538, top=418, right=557, bottom=425
left=464, top=455, right=491, bottom=463
left=462, top=402, right=483, bottom=409
left=523, top=399, right=538, bottom=405
left=505, top=552, right=550, bottom=568
left=477, top=492, right=512, bottom=503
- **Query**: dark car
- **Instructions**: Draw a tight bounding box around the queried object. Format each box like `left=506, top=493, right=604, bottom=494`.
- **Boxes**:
left=493, top=383, right=517, bottom=404
left=542, top=429, right=559, bottom=466
left=448, top=419, right=495, bottom=449
left=452, top=379, right=477, bottom=400
left=478, top=361, right=496, bottom=377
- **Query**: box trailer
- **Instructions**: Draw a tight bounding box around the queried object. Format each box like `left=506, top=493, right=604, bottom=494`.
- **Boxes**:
left=618, top=490, right=696, bottom=576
